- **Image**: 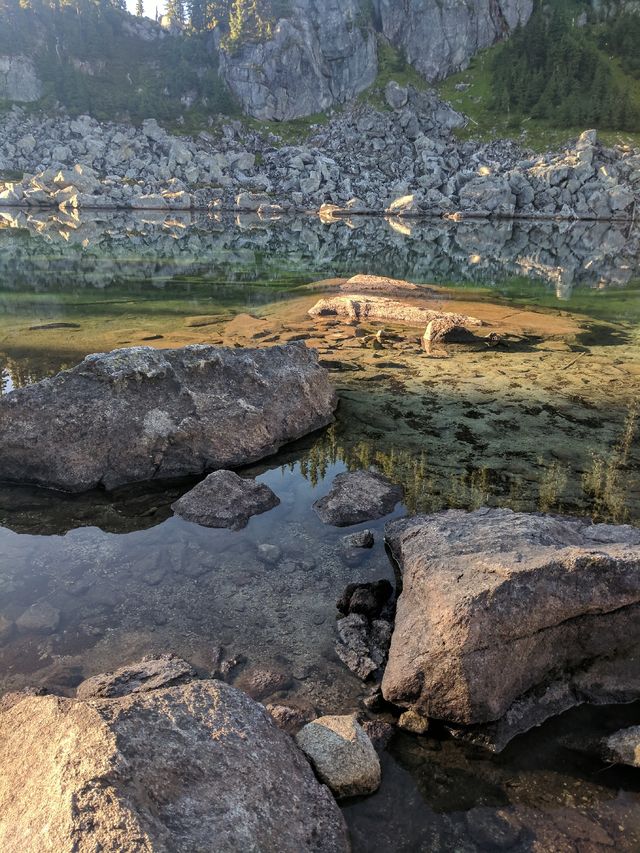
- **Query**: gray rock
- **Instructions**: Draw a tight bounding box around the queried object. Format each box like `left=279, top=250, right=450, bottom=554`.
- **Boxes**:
left=382, top=508, right=640, bottom=744
left=314, top=470, right=403, bottom=526
left=16, top=601, right=60, bottom=634
left=295, top=714, right=381, bottom=799
left=172, top=470, right=279, bottom=530
left=341, top=529, right=375, bottom=549
left=0, top=55, right=42, bottom=102
left=385, top=80, right=409, bottom=110
left=0, top=343, right=337, bottom=492
left=602, top=725, right=640, bottom=768
left=75, top=654, right=196, bottom=699
left=0, top=681, right=349, bottom=851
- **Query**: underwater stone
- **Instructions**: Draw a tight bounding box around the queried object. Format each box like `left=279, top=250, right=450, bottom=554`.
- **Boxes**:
left=0, top=343, right=337, bottom=492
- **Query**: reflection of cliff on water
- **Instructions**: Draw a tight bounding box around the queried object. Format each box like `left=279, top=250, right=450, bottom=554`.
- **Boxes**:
left=1, top=208, right=639, bottom=297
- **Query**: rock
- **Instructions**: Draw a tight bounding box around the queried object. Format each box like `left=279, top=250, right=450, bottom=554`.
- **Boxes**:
left=459, top=175, right=516, bottom=216
left=295, top=714, right=381, bottom=799
left=309, top=295, right=482, bottom=329
left=75, top=654, right=195, bottom=699
left=385, top=80, right=409, bottom=110
left=0, top=343, right=337, bottom=492
left=16, top=601, right=60, bottom=634
left=335, top=613, right=393, bottom=681
left=314, top=470, right=403, bottom=526
left=602, top=726, right=640, bottom=768
left=423, top=316, right=478, bottom=343
left=257, top=543, right=282, bottom=564
left=341, top=529, right=375, bottom=549
left=361, top=720, right=395, bottom=752
left=337, top=275, right=432, bottom=297
left=172, top=470, right=280, bottom=530
left=130, top=193, right=168, bottom=210
left=234, top=665, right=292, bottom=701
left=0, top=55, right=42, bottom=102
left=398, top=709, right=430, bottom=735
left=0, top=681, right=349, bottom=851
left=382, top=508, right=640, bottom=744
left=265, top=699, right=317, bottom=734
left=337, top=580, right=394, bottom=618
left=376, top=0, right=533, bottom=82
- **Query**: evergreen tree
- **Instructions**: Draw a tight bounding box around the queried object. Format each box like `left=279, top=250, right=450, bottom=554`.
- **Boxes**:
left=136, top=0, right=144, bottom=15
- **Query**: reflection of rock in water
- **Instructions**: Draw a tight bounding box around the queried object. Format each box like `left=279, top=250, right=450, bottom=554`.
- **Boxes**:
left=0, top=211, right=639, bottom=297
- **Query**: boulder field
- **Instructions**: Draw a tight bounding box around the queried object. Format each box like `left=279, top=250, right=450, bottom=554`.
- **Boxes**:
left=0, top=343, right=337, bottom=492
left=382, top=507, right=640, bottom=748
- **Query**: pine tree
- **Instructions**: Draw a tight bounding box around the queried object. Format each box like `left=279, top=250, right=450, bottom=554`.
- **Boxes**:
left=136, top=0, right=144, bottom=15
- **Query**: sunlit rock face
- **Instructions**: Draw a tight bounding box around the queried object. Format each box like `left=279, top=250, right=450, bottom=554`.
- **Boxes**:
left=383, top=508, right=640, bottom=747
left=372, top=0, right=534, bottom=82
left=0, top=343, right=337, bottom=492
left=220, top=0, right=377, bottom=120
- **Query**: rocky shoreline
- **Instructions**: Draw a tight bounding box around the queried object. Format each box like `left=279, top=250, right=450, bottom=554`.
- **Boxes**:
left=1, top=84, right=639, bottom=220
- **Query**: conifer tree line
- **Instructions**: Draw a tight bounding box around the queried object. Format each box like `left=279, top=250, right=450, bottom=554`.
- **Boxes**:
left=163, top=0, right=275, bottom=49
left=490, top=0, right=640, bottom=132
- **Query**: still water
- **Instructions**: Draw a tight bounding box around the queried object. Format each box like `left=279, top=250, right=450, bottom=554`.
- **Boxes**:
left=1, top=209, right=639, bottom=850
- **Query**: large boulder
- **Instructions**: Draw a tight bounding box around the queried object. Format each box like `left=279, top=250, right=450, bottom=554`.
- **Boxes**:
left=382, top=508, right=640, bottom=744
left=0, top=343, right=337, bottom=492
left=602, top=726, right=640, bottom=768
left=171, top=470, right=280, bottom=529
left=0, top=680, right=349, bottom=852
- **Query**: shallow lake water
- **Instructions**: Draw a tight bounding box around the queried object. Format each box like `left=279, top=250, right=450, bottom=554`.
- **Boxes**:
left=1, top=209, right=639, bottom=850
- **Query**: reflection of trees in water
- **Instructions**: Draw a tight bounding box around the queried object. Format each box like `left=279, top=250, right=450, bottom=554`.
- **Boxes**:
left=293, top=417, right=639, bottom=525
left=0, top=356, right=63, bottom=394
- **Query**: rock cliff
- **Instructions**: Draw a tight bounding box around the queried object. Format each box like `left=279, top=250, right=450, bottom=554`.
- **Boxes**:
left=373, top=0, right=533, bottom=82
left=0, top=55, right=42, bottom=102
left=220, top=0, right=377, bottom=120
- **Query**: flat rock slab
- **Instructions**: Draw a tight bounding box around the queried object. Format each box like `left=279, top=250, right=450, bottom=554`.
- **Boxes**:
left=172, top=470, right=279, bottom=530
left=0, top=342, right=337, bottom=492
left=382, top=508, right=640, bottom=737
left=296, top=714, right=381, bottom=800
left=314, top=470, right=403, bottom=526
left=339, top=275, right=435, bottom=298
left=0, top=681, right=349, bottom=852
left=76, top=654, right=195, bottom=699
left=308, top=294, right=482, bottom=328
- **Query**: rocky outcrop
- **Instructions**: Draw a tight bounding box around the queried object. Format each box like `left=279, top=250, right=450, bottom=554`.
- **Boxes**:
left=171, top=470, right=280, bottom=529
left=373, top=0, right=534, bottom=82
left=0, top=55, right=42, bottom=102
left=295, top=714, right=381, bottom=799
left=309, top=295, right=482, bottom=328
left=382, top=508, right=640, bottom=744
left=0, top=681, right=349, bottom=851
left=220, top=0, right=377, bottom=120
left=314, top=470, right=403, bottom=526
left=0, top=343, right=337, bottom=492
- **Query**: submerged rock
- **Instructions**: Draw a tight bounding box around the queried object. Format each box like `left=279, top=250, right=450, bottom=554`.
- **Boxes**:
left=15, top=601, right=60, bottom=634
left=0, top=680, right=349, bottom=852
left=295, top=714, right=381, bottom=799
left=171, top=470, right=280, bottom=530
left=341, top=529, right=375, bottom=549
left=309, top=294, right=482, bottom=329
left=0, top=343, right=337, bottom=492
left=314, top=470, right=403, bottom=526
left=76, top=654, right=195, bottom=699
left=382, top=508, right=640, bottom=745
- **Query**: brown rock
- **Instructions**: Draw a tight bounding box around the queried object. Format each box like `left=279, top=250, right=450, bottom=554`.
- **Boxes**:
left=76, top=654, right=195, bottom=699
left=308, top=294, right=481, bottom=329
left=235, top=665, right=292, bottom=700
left=382, top=508, right=640, bottom=740
left=0, top=681, right=349, bottom=852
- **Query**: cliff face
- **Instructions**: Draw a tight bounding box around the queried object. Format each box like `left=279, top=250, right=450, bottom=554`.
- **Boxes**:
left=221, top=0, right=534, bottom=118
left=0, top=55, right=42, bottom=103
left=372, top=0, right=534, bottom=81
left=220, top=0, right=377, bottom=121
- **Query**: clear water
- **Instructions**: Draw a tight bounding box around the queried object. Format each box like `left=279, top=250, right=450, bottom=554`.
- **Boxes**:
left=1, top=209, right=639, bottom=850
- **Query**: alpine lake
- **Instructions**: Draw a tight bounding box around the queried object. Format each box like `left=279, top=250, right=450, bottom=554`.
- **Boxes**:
left=1, top=207, right=639, bottom=851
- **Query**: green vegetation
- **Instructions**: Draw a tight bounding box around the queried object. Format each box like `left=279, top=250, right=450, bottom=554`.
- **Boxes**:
left=358, top=39, right=428, bottom=111
left=439, top=1, right=640, bottom=150
left=0, top=0, right=237, bottom=123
